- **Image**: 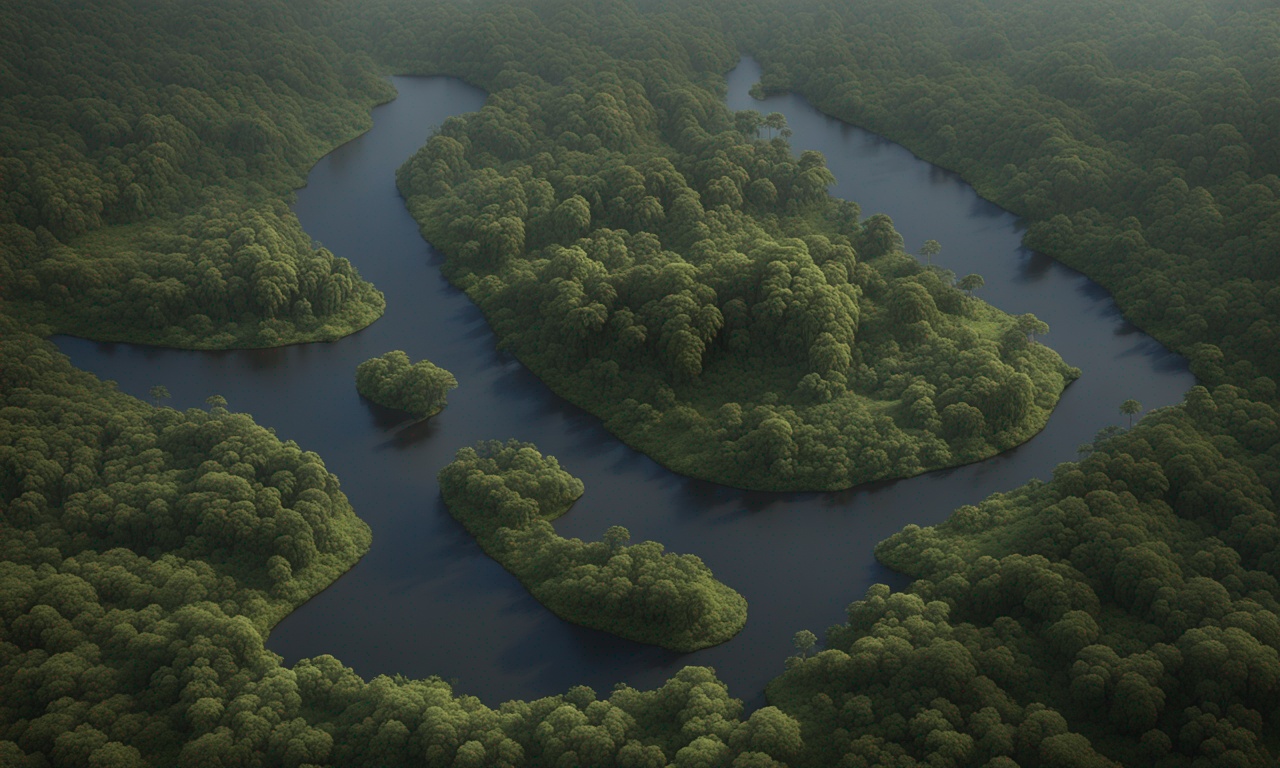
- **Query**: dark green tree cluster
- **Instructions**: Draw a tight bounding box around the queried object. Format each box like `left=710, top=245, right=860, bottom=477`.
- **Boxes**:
left=0, top=0, right=392, bottom=348
left=767, top=383, right=1280, bottom=766
left=439, top=440, right=748, bottom=651
left=0, top=317, right=373, bottom=622
left=725, top=0, right=1280, bottom=396
left=379, top=0, right=1076, bottom=491
left=0, top=322, right=799, bottom=768
left=0, top=317, right=364, bottom=763
left=355, top=350, right=458, bottom=419
left=5, top=0, right=1280, bottom=766
left=0, top=4, right=784, bottom=766
left=6, top=194, right=384, bottom=348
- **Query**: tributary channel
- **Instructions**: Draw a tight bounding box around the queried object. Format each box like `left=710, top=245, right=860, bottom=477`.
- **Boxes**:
left=54, top=59, right=1195, bottom=708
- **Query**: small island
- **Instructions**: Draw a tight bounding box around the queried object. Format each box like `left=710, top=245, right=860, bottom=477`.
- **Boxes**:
left=439, top=440, right=748, bottom=651
left=355, top=350, right=458, bottom=419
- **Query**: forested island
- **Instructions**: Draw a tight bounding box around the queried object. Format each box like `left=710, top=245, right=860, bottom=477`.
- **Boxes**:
left=395, top=34, right=1078, bottom=491
left=3, top=0, right=1279, bottom=766
left=439, top=440, right=748, bottom=650
left=355, top=350, right=457, bottom=419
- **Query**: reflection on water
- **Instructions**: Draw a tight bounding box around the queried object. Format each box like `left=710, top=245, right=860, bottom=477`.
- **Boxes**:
left=1016, top=250, right=1057, bottom=282
left=55, top=64, right=1195, bottom=708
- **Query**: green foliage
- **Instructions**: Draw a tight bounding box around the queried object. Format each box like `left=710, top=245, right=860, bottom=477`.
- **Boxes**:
left=355, top=350, right=458, bottom=419
left=0, top=7, right=778, bottom=766
left=1121, top=398, right=1143, bottom=428
left=0, top=0, right=393, bottom=348
left=792, top=630, right=816, bottom=658
left=7, top=196, right=386, bottom=347
left=767, top=384, right=1280, bottom=766
left=5, top=0, right=1280, bottom=766
left=439, top=440, right=748, bottom=651
left=919, top=238, right=941, bottom=266
left=0, top=315, right=370, bottom=763
left=149, top=384, right=171, bottom=406
left=383, top=2, right=1077, bottom=491
left=956, top=273, right=984, bottom=297
left=0, top=321, right=793, bottom=767
left=730, top=0, right=1280, bottom=396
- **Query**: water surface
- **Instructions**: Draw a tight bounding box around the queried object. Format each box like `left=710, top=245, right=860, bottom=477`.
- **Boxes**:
left=55, top=64, right=1194, bottom=707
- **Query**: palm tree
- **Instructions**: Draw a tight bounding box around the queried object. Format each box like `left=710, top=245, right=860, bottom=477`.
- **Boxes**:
left=920, top=239, right=941, bottom=266
left=1120, top=399, right=1142, bottom=428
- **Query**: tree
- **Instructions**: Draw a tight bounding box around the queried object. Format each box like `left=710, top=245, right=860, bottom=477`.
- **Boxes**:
left=1120, top=398, right=1142, bottom=428
left=731, top=707, right=803, bottom=764
left=355, top=351, right=457, bottom=419
left=957, top=273, right=984, bottom=296
left=763, top=112, right=788, bottom=139
left=438, top=441, right=744, bottom=651
left=793, top=629, right=816, bottom=657
left=150, top=385, right=171, bottom=407
left=1017, top=313, right=1050, bottom=343
left=1094, top=424, right=1124, bottom=444
left=604, top=525, right=630, bottom=551
left=859, top=213, right=903, bottom=258
left=205, top=394, right=228, bottom=412
left=734, top=110, right=763, bottom=137
left=920, top=239, right=941, bottom=266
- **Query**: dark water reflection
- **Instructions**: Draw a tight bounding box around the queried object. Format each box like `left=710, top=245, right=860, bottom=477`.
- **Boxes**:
left=54, top=63, right=1194, bottom=708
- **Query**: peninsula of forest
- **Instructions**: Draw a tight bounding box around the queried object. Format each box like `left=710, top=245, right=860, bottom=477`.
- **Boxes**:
left=438, top=440, right=747, bottom=651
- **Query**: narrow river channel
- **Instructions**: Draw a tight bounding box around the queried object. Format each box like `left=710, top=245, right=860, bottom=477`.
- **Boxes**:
left=53, top=59, right=1195, bottom=707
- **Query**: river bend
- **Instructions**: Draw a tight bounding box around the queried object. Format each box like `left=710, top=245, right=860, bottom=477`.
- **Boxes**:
left=54, top=61, right=1194, bottom=706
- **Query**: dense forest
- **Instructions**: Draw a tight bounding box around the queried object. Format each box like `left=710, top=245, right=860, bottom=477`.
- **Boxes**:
left=355, top=350, right=458, bottom=419
left=723, top=0, right=1280, bottom=394
left=439, top=440, right=748, bottom=650
left=0, top=0, right=391, bottom=347
left=2, top=0, right=1279, bottom=766
left=387, top=5, right=1077, bottom=490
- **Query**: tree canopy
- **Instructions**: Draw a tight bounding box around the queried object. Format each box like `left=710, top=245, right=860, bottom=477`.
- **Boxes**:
left=3, top=0, right=1280, bottom=765
left=384, top=0, right=1078, bottom=491
left=0, top=0, right=391, bottom=348
left=355, top=350, right=458, bottom=419
left=438, top=440, right=748, bottom=651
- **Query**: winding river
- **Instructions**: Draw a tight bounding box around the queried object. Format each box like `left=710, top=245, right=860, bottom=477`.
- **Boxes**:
left=53, top=59, right=1195, bottom=707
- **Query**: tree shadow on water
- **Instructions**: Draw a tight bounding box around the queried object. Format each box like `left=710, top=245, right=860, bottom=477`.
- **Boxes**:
left=382, top=415, right=443, bottom=450
left=240, top=345, right=292, bottom=371
left=1015, top=250, right=1056, bottom=283
left=359, top=396, right=445, bottom=450
left=361, top=396, right=414, bottom=431
left=967, top=193, right=1008, bottom=219
left=496, top=613, right=682, bottom=698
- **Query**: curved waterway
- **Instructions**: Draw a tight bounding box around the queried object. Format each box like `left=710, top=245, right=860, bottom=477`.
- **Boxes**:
left=54, top=61, right=1194, bottom=707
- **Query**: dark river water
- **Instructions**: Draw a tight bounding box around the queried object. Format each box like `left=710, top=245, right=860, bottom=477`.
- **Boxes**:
left=54, top=60, right=1194, bottom=708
